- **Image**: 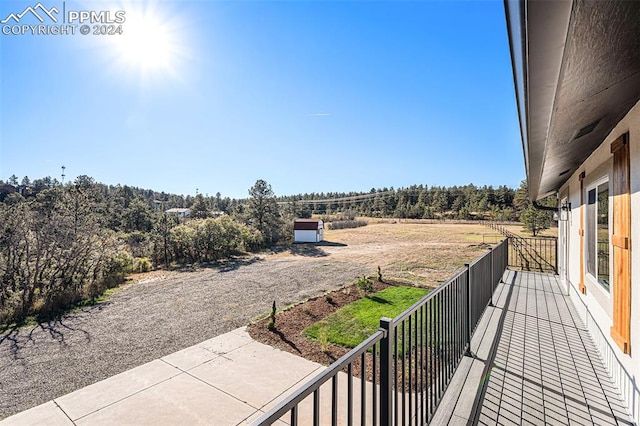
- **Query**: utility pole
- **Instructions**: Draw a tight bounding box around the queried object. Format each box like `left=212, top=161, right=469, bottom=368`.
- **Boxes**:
left=61, top=165, right=66, bottom=185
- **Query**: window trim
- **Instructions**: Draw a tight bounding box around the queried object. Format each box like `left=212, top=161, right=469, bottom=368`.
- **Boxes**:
left=584, top=176, right=610, bottom=291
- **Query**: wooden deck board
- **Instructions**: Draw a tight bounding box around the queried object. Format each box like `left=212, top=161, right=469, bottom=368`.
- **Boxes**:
left=432, top=270, right=634, bottom=425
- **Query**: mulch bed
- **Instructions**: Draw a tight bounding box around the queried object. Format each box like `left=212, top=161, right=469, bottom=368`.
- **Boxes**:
left=247, top=280, right=393, bottom=366
left=248, top=280, right=447, bottom=392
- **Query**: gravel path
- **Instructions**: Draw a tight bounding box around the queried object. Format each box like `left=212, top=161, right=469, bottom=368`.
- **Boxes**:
left=0, top=255, right=367, bottom=419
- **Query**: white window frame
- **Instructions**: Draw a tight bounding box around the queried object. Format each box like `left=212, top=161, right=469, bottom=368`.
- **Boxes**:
left=584, top=176, right=610, bottom=291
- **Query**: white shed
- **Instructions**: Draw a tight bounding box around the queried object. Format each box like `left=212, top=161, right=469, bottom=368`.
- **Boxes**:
left=294, top=219, right=324, bottom=243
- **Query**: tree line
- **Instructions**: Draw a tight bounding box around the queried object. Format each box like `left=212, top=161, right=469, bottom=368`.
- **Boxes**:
left=0, top=175, right=553, bottom=324
left=0, top=176, right=288, bottom=325
left=2, top=175, right=545, bottom=224
left=280, top=182, right=555, bottom=235
left=282, top=184, right=516, bottom=221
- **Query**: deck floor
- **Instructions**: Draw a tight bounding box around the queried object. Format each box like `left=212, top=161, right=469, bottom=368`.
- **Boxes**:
left=434, top=270, right=634, bottom=426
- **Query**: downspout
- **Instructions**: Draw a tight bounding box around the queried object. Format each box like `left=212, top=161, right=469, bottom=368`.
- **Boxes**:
left=532, top=201, right=557, bottom=211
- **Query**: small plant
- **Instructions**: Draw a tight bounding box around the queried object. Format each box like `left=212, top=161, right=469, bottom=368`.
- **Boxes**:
left=267, top=300, right=277, bottom=331
left=318, top=327, right=329, bottom=352
left=356, top=275, right=374, bottom=295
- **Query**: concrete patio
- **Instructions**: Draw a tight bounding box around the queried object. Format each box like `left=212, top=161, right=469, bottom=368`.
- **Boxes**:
left=0, top=328, right=324, bottom=426
left=433, top=270, right=634, bottom=425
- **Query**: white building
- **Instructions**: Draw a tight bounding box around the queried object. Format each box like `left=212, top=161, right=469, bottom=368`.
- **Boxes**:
left=506, top=0, right=640, bottom=421
left=165, top=208, right=190, bottom=218
left=293, top=219, right=324, bottom=243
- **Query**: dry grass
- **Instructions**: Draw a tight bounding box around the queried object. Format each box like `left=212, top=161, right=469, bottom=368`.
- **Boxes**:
left=299, top=222, right=500, bottom=286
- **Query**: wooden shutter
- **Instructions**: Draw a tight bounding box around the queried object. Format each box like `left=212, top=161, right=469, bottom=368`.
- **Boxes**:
left=579, top=172, right=587, bottom=294
left=610, top=133, right=631, bottom=354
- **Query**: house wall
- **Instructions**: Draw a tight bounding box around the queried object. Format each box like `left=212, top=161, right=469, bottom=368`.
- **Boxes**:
left=559, top=100, right=640, bottom=422
left=294, top=230, right=319, bottom=243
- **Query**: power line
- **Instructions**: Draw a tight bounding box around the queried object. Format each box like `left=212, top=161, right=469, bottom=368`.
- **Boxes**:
left=276, top=190, right=398, bottom=206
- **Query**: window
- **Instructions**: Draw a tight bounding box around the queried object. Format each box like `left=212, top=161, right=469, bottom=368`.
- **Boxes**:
left=585, top=181, right=609, bottom=290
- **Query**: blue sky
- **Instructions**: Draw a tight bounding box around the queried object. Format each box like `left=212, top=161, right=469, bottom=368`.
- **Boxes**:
left=0, top=0, right=523, bottom=199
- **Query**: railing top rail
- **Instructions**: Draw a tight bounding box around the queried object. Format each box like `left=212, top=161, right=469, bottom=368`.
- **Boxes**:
left=391, top=239, right=507, bottom=326
left=468, top=248, right=494, bottom=268
left=255, top=329, right=385, bottom=425
left=519, top=236, right=557, bottom=240
left=391, top=267, right=466, bottom=325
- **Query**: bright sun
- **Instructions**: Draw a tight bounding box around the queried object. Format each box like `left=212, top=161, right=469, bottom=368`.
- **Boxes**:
left=108, top=1, right=186, bottom=85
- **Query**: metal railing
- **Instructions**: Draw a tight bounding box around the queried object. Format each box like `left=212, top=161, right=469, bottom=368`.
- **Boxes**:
left=486, top=223, right=557, bottom=273
left=254, top=239, right=508, bottom=425
left=509, top=237, right=557, bottom=273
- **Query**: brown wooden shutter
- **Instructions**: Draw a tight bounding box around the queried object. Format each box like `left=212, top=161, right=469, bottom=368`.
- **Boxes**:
left=610, top=133, right=631, bottom=354
left=579, top=172, right=587, bottom=294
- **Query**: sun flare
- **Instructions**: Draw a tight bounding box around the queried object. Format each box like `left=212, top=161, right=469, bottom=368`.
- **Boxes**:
left=107, top=1, right=187, bottom=85
left=119, top=14, right=171, bottom=70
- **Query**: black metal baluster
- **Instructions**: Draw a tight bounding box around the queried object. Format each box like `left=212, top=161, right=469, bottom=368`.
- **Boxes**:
left=420, top=305, right=424, bottom=426
left=348, top=364, right=353, bottom=426
left=394, top=326, right=399, bottom=426
left=438, top=291, right=444, bottom=399
left=446, top=285, right=452, bottom=381
left=291, top=405, right=298, bottom=426
left=401, top=321, right=406, bottom=426
left=373, top=342, right=377, bottom=426
left=429, top=296, right=435, bottom=418
left=361, top=353, right=366, bottom=426
left=332, top=375, right=337, bottom=426
left=313, top=389, right=319, bottom=426
left=380, top=319, right=392, bottom=426
left=408, top=315, right=412, bottom=425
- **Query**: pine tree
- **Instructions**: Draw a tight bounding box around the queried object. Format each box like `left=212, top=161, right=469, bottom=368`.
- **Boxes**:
left=248, top=179, right=282, bottom=244
left=515, top=180, right=555, bottom=236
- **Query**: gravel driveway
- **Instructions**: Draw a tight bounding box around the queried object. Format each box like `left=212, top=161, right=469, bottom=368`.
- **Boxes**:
left=0, top=255, right=367, bottom=419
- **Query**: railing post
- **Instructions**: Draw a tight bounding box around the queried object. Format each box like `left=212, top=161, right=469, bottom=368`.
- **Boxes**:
left=505, top=238, right=509, bottom=273
left=554, top=238, right=558, bottom=274
left=464, top=264, right=473, bottom=357
left=380, top=317, right=393, bottom=426
left=489, top=248, right=494, bottom=307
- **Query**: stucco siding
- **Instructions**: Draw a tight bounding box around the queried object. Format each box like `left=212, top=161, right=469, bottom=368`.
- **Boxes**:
left=559, top=99, right=640, bottom=422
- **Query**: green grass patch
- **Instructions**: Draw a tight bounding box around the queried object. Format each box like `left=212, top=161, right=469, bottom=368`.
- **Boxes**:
left=304, top=286, right=429, bottom=348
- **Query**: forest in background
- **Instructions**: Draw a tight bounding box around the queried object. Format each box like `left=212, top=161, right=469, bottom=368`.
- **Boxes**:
left=0, top=174, right=554, bottom=325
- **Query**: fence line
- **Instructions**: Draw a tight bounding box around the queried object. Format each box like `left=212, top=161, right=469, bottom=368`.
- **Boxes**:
left=254, top=239, right=508, bottom=425
left=486, top=223, right=557, bottom=274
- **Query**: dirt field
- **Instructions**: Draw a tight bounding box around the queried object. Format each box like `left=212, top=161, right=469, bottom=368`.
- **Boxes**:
left=0, top=222, right=498, bottom=419
left=305, top=222, right=500, bottom=285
